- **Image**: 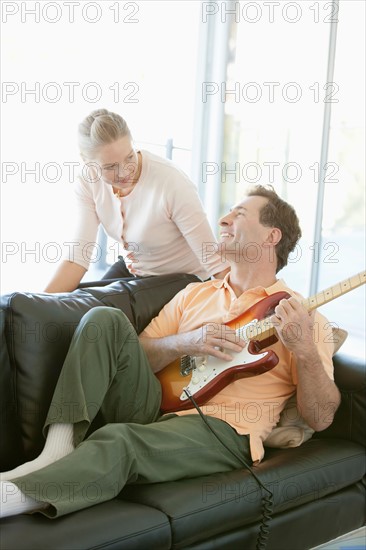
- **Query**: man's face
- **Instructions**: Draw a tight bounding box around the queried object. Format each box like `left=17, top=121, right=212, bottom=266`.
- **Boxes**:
left=219, top=195, right=273, bottom=260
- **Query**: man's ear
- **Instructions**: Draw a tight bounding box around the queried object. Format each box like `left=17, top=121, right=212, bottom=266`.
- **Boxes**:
left=263, top=227, right=282, bottom=247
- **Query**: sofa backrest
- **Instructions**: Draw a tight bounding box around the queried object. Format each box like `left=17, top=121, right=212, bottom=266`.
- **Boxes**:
left=0, top=273, right=199, bottom=469
left=316, top=353, right=366, bottom=447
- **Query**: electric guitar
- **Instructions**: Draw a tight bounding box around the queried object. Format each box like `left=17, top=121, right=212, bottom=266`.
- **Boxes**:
left=156, top=271, right=366, bottom=413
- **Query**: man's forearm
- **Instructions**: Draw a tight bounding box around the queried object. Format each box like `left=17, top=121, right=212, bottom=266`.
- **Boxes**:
left=295, top=347, right=341, bottom=431
left=139, top=334, right=187, bottom=373
left=271, top=297, right=341, bottom=431
left=140, top=324, right=246, bottom=374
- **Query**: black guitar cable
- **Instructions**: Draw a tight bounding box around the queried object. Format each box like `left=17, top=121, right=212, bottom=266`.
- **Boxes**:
left=184, top=389, right=273, bottom=550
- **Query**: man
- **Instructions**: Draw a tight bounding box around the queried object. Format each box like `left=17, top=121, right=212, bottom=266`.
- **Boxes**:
left=0, top=185, right=340, bottom=518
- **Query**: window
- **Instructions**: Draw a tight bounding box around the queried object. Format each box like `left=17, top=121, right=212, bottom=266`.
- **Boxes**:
left=1, top=0, right=201, bottom=292
left=317, top=1, right=365, bottom=357
left=209, top=0, right=365, bottom=356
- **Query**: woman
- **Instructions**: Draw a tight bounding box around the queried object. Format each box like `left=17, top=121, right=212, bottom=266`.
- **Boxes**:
left=45, top=109, right=229, bottom=292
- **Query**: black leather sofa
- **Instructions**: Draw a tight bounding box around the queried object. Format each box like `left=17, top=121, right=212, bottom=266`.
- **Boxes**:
left=1, top=273, right=365, bottom=550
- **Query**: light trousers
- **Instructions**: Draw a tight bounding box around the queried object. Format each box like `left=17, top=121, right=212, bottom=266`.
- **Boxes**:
left=12, top=307, right=251, bottom=518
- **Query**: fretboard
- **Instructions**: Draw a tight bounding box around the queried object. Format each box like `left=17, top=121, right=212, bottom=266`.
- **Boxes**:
left=242, top=271, right=366, bottom=343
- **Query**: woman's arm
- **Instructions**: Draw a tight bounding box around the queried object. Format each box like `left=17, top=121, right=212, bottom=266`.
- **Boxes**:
left=44, top=260, right=87, bottom=293
left=45, top=175, right=100, bottom=293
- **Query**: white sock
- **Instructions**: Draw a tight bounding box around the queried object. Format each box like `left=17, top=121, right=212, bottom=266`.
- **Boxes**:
left=0, top=481, right=47, bottom=518
left=0, top=423, right=74, bottom=482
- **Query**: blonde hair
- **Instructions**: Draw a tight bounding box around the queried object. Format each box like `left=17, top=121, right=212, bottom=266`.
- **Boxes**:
left=78, top=109, right=132, bottom=160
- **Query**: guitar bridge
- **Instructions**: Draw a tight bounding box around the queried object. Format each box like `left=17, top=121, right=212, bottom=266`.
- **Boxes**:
left=180, top=355, right=195, bottom=376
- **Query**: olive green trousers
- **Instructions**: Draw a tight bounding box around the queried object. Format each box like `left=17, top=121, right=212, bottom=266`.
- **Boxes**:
left=13, top=307, right=251, bottom=518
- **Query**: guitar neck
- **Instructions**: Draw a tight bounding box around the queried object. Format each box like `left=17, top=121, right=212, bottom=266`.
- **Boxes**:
left=245, top=270, right=366, bottom=343
left=303, top=271, right=366, bottom=312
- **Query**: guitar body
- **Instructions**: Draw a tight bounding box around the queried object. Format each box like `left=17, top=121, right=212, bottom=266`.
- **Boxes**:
left=157, top=291, right=290, bottom=413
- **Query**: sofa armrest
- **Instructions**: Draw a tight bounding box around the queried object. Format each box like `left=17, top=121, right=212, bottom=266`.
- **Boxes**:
left=0, top=305, right=23, bottom=469
left=315, top=352, right=366, bottom=447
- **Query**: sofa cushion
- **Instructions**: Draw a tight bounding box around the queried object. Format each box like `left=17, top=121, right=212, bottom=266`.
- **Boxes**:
left=0, top=499, right=171, bottom=550
left=120, top=438, right=365, bottom=547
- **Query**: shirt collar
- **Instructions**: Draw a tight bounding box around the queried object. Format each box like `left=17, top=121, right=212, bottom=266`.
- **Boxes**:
left=212, top=274, right=287, bottom=296
left=212, top=272, right=231, bottom=289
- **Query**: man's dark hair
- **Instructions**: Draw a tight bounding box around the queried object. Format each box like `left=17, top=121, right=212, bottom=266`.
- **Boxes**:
left=246, top=185, right=302, bottom=273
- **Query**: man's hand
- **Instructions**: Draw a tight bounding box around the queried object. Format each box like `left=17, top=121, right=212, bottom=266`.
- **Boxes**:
left=271, top=297, right=315, bottom=357
left=183, top=323, right=246, bottom=362
left=139, top=323, right=246, bottom=373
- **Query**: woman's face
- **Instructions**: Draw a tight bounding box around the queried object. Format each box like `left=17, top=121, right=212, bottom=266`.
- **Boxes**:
left=93, top=135, right=141, bottom=191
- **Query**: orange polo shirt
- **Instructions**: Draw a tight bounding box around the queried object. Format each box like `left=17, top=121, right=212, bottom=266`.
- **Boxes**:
left=143, top=275, right=335, bottom=463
